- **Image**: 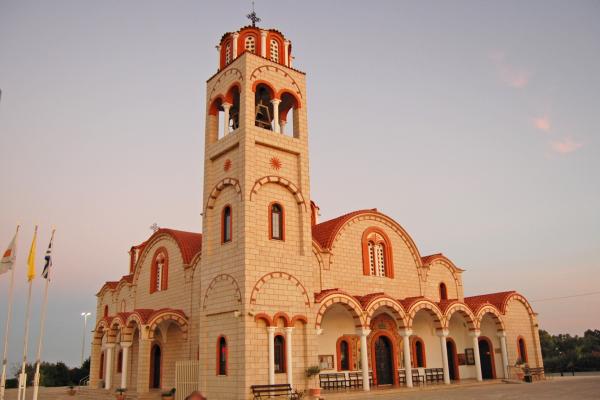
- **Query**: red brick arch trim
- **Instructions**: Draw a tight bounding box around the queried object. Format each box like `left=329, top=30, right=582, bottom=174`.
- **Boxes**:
left=315, top=293, right=365, bottom=330
left=208, top=68, right=244, bottom=103
left=93, top=319, right=110, bottom=343
left=406, top=300, right=444, bottom=330
left=502, top=293, right=536, bottom=316
left=249, top=176, right=307, bottom=211
left=364, top=296, right=407, bottom=329
left=275, top=89, right=302, bottom=108
left=202, top=274, right=242, bottom=310
left=475, top=305, right=506, bottom=331
left=273, top=312, right=291, bottom=327
left=249, top=65, right=303, bottom=99
left=254, top=313, right=273, bottom=327
left=251, top=80, right=277, bottom=98
left=250, top=271, right=310, bottom=307
left=205, top=178, right=242, bottom=211
left=125, top=312, right=146, bottom=330
left=147, top=310, right=188, bottom=340
left=291, top=314, right=308, bottom=326
left=224, top=82, right=241, bottom=104
left=443, top=303, right=477, bottom=330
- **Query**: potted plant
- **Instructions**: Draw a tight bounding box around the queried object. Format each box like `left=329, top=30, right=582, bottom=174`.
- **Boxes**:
left=67, top=385, right=76, bottom=396
left=161, top=388, right=176, bottom=400
left=115, top=387, right=126, bottom=399
left=305, top=366, right=321, bottom=398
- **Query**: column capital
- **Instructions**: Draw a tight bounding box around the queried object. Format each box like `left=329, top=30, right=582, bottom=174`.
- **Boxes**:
left=399, top=329, right=413, bottom=337
left=436, top=329, right=449, bottom=338
left=469, top=330, right=481, bottom=338
left=284, top=327, right=294, bottom=333
left=497, top=331, right=507, bottom=338
left=270, top=98, right=281, bottom=105
left=120, top=342, right=133, bottom=348
left=222, top=102, right=232, bottom=109
left=104, top=343, right=116, bottom=349
left=267, top=326, right=277, bottom=334
left=232, top=32, right=239, bottom=38
left=315, top=328, right=323, bottom=336
left=260, top=29, right=268, bottom=38
left=356, top=327, right=371, bottom=337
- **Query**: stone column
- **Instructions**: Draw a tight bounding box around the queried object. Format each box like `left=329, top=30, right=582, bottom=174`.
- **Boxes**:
left=104, top=344, right=115, bottom=390
left=89, top=341, right=102, bottom=388
left=498, top=332, right=509, bottom=379
left=222, top=102, right=232, bottom=136
left=400, top=329, right=413, bottom=388
left=284, top=327, right=294, bottom=386
left=437, top=330, right=450, bottom=384
left=267, top=327, right=276, bottom=385
left=284, top=40, right=290, bottom=66
left=358, top=328, right=371, bottom=391
left=136, top=338, right=151, bottom=393
left=470, top=331, right=482, bottom=381
left=270, top=99, right=281, bottom=133
left=120, top=343, right=132, bottom=389
left=232, top=32, right=239, bottom=59
left=260, top=30, right=267, bottom=58
left=280, top=120, right=286, bottom=135
left=216, top=45, right=221, bottom=69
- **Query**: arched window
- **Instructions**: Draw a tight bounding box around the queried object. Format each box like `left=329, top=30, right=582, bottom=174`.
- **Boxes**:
left=217, top=336, right=227, bottom=375
left=361, top=228, right=394, bottom=278
left=245, top=36, right=256, bottom=53
left=270, top=39, right=279, bottom=63
left=222, top=205, right=232, bottom=243
left=339, top=340, right=350, bottom=370
left=120, top=300, right=126, bottom=312
left=150, top=249, right=168, bottom=294
left=117, top=349, right=123, bottom=373
left=439, top=282, right=448, bottom=300
left=103, top=305, right=108, bottom=317
left=274, top=335, right=286, bottom=373
left=269, top=203, right=284, bottom=240
left=412, top=337, right=426, bottom=368
left=517, top=337, right=528, bottom=363
left=225, top=43, right=232, bottom=65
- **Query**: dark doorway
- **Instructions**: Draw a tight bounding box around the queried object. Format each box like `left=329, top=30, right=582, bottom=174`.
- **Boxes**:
left=446, top=339, right=459, bottom=380
left=375, top=336, right=394, bottom=385
left=150, top=344, right=162, bottom=389
left=478, top=338, right=495, bottom=380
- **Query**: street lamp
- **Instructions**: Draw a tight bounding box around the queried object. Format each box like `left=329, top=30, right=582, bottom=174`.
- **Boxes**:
left=80, top=312, right=91, bottom=366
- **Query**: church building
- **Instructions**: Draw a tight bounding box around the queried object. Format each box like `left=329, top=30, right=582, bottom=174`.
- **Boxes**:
left=90, top=20, right=543, bottom=400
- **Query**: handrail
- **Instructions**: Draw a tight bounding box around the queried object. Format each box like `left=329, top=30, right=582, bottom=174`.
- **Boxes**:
left=78, top=375, right=90, bottom=387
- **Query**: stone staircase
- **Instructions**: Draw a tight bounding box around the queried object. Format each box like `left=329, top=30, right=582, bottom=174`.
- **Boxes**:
left=76, top=387, right=163, bottom=400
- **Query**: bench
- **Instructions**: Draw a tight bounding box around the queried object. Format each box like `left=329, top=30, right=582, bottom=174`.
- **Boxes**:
left=412, top=369, right=425, bottom=385
left=251, top=384, right=299, bottom=399
left=348, top=372, right=363, bottom=388
left=398, top=369, right=406, bottom=385
left=319, top=373, right=347, bottom=389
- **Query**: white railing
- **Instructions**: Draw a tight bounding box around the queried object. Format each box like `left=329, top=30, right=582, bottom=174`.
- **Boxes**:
left=175, top=360, right=201, bottom=400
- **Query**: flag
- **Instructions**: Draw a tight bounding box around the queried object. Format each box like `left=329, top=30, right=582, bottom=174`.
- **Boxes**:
left=41, top=230, right=55, bottom=280
left=27, top=226, right=38, bottom=282
left=0, top=227, right=18, bottom=275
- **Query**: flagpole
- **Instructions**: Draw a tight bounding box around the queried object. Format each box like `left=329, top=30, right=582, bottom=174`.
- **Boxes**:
left=0, top=225, right=19, bottom=400
left=17, top=225, right=37, bottom=400
left=32, top=229, right=54, bottom=400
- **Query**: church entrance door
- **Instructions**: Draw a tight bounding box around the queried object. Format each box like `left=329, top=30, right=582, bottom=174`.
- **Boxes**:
left=375, top=336, right=393, bottom=385
left=150, top=344, right=162, bottom=389
left=478, top=338, right=496, bottom=379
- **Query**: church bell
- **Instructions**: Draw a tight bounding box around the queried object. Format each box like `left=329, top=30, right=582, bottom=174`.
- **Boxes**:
left=255, top=100, right=272, bottom=130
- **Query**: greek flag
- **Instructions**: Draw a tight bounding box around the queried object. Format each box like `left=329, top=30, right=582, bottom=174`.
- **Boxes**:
left=42, top=230, right=55, bottom=279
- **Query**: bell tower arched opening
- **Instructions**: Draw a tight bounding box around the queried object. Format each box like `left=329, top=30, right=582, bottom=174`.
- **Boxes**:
left=254, top=83, right=275, bottom=130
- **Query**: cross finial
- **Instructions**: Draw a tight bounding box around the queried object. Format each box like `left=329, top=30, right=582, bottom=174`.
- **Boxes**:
left=150, top=223, right=160, bottom=233
left=246, top=1, right=261, bottom=27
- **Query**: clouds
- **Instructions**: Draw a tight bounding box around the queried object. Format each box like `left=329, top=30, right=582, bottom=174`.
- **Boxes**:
left=489, top=51, right=531, bottom=88
left=550, top=137, right=584, bottom=154
left=533, top=116, right=551, bottom=132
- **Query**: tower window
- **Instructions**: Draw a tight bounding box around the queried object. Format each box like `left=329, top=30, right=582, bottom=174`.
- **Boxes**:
left=270, top=203, right=284, bottom=240
left=245, top=36, right=256, bottom=53
left=274, top=335, right=286, bottom=373
left=270, top=39, right=279, bottom=63
left=150, top=249, right=168, bottom=293
left=103, top=305, right=109, bottom=318
left=222, top=205, right=232, bottom=243
left=217, top=336, right=227, bottom=375
left=225, top=43, right=232, bottom=65
left=362, top=228, right=393, bottom=277
left=439, top=282, right=448, bottom=300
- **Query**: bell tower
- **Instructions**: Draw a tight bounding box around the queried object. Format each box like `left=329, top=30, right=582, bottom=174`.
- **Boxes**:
left=199, top=17, right=315, bottom=398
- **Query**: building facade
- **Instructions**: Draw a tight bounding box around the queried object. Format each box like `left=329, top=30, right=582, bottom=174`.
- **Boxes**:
left=90, top=23, right=543, bottom=400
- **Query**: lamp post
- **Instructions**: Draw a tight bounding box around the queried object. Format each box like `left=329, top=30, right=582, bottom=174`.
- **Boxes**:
left=80, top=312, right=91, bottom=366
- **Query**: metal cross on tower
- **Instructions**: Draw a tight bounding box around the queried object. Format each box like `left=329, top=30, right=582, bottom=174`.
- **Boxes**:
left=246, top=1, right=261, bottom=27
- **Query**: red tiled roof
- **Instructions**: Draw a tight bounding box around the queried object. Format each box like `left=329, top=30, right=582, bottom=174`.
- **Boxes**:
left=464, top=291, right=516, bottom=314
left=399, top=296, right=425, bottom=311
left=437, top=299, right=460, bottom=313
left=354, top=292, right=386, bottom=308
left=421, top=253, right=444, bottom=265
left=154, top=228, right=202, bottom=265
left=312, top=209, right=378, bottom=249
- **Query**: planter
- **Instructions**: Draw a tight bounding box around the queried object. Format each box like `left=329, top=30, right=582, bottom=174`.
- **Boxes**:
left=308, top=388, right=321, bottom=397
left=515, top=372, right=524, bottom=381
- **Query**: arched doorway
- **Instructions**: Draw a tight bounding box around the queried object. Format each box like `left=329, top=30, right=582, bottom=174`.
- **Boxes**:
left=374, top=336, right=394, bottom=385
left=446, top=339, right=459, bottom=380
left=150, top=344, right=162, bottom=389
left=478, top=337, right=496, bottom=380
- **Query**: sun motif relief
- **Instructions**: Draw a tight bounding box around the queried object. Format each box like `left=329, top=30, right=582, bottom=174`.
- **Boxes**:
left=269, top=157, right=282, bottom=171
left=224, top=159, right=232, bottom=172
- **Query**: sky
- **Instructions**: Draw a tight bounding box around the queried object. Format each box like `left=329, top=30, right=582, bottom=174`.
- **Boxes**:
left=0, top=0, right=599, bottom=368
